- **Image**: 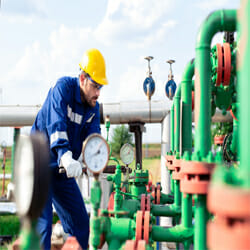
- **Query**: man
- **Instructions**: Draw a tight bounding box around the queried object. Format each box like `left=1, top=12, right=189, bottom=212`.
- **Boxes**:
left=31, top=48, right=108, bottom=249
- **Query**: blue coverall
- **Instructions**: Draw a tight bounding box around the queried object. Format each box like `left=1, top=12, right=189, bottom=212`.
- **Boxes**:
left=31, top=76, right=101, bottom=249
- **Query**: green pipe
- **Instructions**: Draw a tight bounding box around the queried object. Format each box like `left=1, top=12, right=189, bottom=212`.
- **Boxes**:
left=237, top=1, right=250, bottom=187
left=170, top=170, right=174, bottom=195
left=174, top=180, right=181, bottom=208
left=113, top=164, right=123, bottom=215
left=195, top=9, right=237, bottom=159
left=11, top=128, right=20, bottom=181
left=160, top=192, right=174, bottom=204
left=20, top=220, right=40, bottom=250
left=230, top=117, right=238, bottom=157
left=181, top=193, right=193, bottom=250
left=152, top=225, right=193, bottom=243
left=108, top=217, right=134, bottom=241
left=151, top=204, right=181, bottom=217
left=171, top=105, right=175, bottom=153
left=181, top=59, right=195, bottom=155
left=181, top=193, right=192, bottom=228
left=121, top=199, right=140, bottom=218
left=173, top=180, right=181, bottom=225
left=108, top=239, right=122, bottom=250
left=174, top=94, right=181, bottom=154
left=194, top=195, right=208, bottom=250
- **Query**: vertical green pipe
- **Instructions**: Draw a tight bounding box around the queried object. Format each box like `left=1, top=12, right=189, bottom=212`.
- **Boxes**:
left=11, top=127, right=20, bottom=181
left=170, top=171, right=174, bottom=195
left=174, top=89, right=181, bottom=154
left=173, top=180, right=181, bottom=225
left=195, top=10, right=237, bottom=159
left=238, top=0, right=250, bottom=187
left=194, top=9, right=237, bottom=250
left=194, top=195, right=208, bottom=250
left=181, top=59, right=195, bottom=155
left=182, top=193, right=192, bottom=228
left=230, top=118, right=238, bottom=157
left=171, top=105, right=175, bottom=153
left=182, top=193, right=193, bottom=250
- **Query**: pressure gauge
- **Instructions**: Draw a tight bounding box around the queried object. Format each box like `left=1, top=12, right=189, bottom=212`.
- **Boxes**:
left=120, top=143, right=134, bottom=165
left=14, top=133, right=50, bottom=219
left=82, top=133, right=109, bottom=174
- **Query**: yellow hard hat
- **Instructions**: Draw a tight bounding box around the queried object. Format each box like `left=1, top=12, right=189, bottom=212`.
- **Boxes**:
left=79, top=48, right=108, bottom=85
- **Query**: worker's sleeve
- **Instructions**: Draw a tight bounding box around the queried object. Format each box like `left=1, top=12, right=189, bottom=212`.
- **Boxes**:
left=46, top=82, right=72, bottom=166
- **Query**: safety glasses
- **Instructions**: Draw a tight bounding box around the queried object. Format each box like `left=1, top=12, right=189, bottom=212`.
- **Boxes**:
left=87, top=76, right=103, bottom=90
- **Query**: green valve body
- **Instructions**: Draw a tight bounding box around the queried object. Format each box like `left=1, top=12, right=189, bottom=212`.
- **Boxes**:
left=129, top=169, right=148, bottom=198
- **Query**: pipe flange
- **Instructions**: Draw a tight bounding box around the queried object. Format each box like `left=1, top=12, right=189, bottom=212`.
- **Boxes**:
left=180, top=161, right=215, bottom=194
left=172, top=159, right=184, bottom=180
left=165, top=155, right=175, bottom=170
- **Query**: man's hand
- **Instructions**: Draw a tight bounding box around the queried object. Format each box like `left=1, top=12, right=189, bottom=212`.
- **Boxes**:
left=60, top=151, right=82, bottom=178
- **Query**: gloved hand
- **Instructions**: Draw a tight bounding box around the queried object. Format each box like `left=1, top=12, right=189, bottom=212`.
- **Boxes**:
left=60, top=151, right=82, bottom=178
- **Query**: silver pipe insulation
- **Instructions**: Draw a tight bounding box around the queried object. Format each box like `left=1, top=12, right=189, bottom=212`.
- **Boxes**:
left=0, top=103, right=232, bottom=127
left=99, top=100, right=171, bottom=124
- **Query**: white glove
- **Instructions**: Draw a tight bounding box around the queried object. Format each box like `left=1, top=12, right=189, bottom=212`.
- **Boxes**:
left=60, top=151, right=82, bottom=178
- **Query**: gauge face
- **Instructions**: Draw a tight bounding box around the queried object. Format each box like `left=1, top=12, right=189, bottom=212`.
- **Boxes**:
left=82, top=133, right=109, bottom=174
left=14, top=135, right=34, bottom=216
left=120, top=143, right=134, bottom=165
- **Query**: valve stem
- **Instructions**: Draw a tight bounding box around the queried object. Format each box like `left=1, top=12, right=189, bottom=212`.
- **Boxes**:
left=167, top=59, right=175, bottom=80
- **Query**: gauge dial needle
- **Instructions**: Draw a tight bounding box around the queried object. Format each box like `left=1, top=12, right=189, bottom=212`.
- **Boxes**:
left=91, top=141, right=104, bottom=156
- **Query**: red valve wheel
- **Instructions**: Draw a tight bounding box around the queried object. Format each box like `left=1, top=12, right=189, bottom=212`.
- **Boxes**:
left=124, top=240, right=136, bottom=250
left=156, top=184, right=161, bottom=205
left=230, top=109, right=238, bottom=121
left=223, top=43, right=231, bottom=86
left=151, top=185, right=156, bottom=204
left=216, top=43, right=223, bottom=86
left=98, top=233, right=106, bottom=249
left=143, top=211, right=150, bottom=243
left=214, top=135, right=226, bottom=145
left=191, top=91, right=194, bottom=111
left=107, top=192, right=115, bottom=211
left=136, top=211, right=143, bottom=242
left=62, top=236, right=81, bottom=250
left=140, top=194, right=146, bottom=212
left=146, top=194, right=151, bottom=212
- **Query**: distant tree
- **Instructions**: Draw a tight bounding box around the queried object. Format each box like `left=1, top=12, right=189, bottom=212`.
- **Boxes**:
left=111, top=125, right=133, bottom=156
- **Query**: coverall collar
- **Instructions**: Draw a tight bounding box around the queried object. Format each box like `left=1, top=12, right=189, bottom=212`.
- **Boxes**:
left=76, top=78, right=83, bottom=104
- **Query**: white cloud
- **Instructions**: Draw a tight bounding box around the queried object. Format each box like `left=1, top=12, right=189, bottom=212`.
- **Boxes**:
left=0, top=24, right=96, bottom=104
left=94, top=0, right=174, bottom=46
left=128, top=20, right=177, bottom=49
left=195, top=0, right=239, bottom=10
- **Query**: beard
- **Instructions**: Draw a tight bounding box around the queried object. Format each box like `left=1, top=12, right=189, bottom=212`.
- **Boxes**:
left=80, top=88, right=97, bottom=107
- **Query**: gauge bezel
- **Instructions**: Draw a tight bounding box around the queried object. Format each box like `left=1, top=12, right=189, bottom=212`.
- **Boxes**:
left=120, top=143, right=134, bottom=165
left=82, top=133, right=110, bottom=174
left=14, top=133, right=50, bottom=219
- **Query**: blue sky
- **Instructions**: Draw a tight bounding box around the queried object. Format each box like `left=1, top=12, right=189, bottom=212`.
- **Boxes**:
left=0, top=0, right=240, bottom=144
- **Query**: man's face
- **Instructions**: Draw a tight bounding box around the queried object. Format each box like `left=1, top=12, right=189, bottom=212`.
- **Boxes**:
left=80, top=73, right=102, bottom=107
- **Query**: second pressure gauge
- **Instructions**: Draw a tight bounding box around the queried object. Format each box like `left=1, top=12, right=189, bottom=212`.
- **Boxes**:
left=120, top=143, right=134, bottom=165
left=82, top=133, right=109, bottom=174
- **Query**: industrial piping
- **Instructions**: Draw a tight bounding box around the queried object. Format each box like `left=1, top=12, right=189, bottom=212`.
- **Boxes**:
left=0, top=102, right=232, bottom=127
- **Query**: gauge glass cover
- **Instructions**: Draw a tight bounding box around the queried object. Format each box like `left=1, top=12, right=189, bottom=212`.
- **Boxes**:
left=83, top=134, right=109, bottom=173
left=120, top=143, right=134, bottom=165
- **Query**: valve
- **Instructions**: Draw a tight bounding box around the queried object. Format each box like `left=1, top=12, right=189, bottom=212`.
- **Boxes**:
left=165, top=60, right=177, bottom=100
left=143, top=56, right=155, bottom=100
